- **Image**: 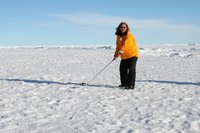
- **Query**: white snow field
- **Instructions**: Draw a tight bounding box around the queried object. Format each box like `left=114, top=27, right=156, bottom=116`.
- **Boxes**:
left=0, top=44, right=200, bottom=133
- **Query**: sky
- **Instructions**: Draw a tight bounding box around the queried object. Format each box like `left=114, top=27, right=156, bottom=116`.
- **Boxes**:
left=0, top=0, right=200, bottom=46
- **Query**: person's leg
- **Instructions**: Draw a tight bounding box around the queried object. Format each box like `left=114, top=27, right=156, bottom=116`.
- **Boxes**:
left=127, top=57, right=138, bottom=89
left=120, top=59, right=129, bottom=87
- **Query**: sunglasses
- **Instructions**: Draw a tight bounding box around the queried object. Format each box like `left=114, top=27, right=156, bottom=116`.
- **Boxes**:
left=120, top=26, right=126, bottom=29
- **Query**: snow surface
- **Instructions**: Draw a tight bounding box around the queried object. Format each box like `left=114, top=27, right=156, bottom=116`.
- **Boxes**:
left=0, top=44, right=200, bottom=133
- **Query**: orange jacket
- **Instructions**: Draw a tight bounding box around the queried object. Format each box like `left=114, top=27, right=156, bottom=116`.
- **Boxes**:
left=114, top=32, right=139, bottom=59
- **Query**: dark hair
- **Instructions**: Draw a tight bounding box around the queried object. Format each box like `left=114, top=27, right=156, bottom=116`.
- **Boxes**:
left=115, top=22, right=130, bottom=36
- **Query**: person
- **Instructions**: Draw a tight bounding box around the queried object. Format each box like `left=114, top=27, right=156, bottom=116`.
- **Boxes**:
left=113, top=22, right=139, bottom=89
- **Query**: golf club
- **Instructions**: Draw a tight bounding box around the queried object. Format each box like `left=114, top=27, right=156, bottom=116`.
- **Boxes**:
left=82, top=59, right=115, bottom=86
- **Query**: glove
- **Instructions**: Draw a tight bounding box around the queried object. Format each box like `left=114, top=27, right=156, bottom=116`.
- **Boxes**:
left=113, top=56, right=118, bottom=60
left=119, top=50, right=124, bottom=54
left=113, top=50, right=124, bottom=60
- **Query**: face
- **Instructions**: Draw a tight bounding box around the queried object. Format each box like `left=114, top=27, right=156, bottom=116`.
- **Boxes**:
left=120, top=24, right=127, bottom=34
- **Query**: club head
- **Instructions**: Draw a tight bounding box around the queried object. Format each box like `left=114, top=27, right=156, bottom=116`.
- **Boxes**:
left=81, top=83, right=87, bottom=86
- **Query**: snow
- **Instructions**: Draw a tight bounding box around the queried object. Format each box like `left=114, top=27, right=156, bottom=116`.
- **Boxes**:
left=0, top=44, right=200, bottom=133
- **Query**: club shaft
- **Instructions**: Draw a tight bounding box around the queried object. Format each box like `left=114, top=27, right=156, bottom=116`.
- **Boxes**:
left=86, top=60, right=114, bottom=85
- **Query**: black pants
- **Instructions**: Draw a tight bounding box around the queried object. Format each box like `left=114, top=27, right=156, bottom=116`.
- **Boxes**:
left=120, top=57, right=138, bottom=87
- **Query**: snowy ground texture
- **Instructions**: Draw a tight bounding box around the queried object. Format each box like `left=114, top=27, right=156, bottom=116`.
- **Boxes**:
left=0, top=44, right=200, bottom=133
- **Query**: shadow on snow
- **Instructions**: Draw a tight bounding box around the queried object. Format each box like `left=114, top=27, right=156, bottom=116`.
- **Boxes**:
left=137, top=80, right=200, bottom=86
left=0, top=78, right=117, bottom=89
left=1, top=78, right=199, bottom=89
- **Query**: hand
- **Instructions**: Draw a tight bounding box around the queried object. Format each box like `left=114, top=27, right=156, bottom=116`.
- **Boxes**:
left=119, top=50, right=124, bottom=54
left=113, top=56, right=118, bottom=60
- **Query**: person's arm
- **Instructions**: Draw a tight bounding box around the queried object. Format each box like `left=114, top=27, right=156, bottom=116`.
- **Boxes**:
left=113, top=37, right=121, bottom=60
left=113, top=36, right=126, bottom=60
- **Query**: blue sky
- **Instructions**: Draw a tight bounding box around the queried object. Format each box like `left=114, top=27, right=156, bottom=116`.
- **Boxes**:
left=0, top=0, right=200, bottom=46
